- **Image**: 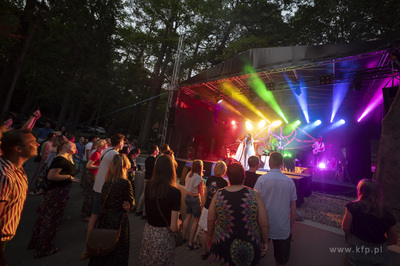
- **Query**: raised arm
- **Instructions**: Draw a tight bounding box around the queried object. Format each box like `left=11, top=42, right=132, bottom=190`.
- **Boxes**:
left=21, top=110, right=41, bottom=130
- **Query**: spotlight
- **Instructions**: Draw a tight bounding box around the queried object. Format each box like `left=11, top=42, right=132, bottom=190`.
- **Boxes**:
left=315, top=120, right=322, bottom=126
left=320, top=75, right=331, bottom=85
left=339, top=119, right=345, bottom=125
left=218, top=99, right=223, bottom=104
left=318, top=162, right=326, bottom=169
left=294, top=120, right=301, bottom=126
left=245, top=121, right=253, bottom=131
left=271, top=120, right=282, bottom=127
left=258, top=120, right=266, bottom=128
left=231, top=120, right=236, bottom=125
left=294, top=86, right=302, bottom=96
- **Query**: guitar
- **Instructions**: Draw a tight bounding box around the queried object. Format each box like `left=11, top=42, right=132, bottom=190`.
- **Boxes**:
left=313, top=144, right=332, bottom=154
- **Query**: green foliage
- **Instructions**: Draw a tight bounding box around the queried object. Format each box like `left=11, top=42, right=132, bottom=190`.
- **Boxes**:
left=1, top=0, right=398, bottom=139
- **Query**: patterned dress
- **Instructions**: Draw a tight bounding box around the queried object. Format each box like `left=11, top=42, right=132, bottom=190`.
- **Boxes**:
left=209, top=187, right=261, bottom=266
left=28, top=156, right=74, bottom=258
left=89, top=178, right=134, bottom=266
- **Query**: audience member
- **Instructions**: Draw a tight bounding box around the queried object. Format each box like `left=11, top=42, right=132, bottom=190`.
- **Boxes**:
left=244, top=155, right=261, bottom=189
left=136, top=145, right=159, bottom=219
left=160, top=144, right=170, bottom=154
left=139, top=155, right=181, bottom=265
left=89, top=154, right=134, bottom=265
left=254, top=152, right=297, bottom=266
left=182, top=159, right=204, bottom=250
left=0, top=129, right=39, bottom=265
left=80, top=139, right=107, bottom=221
left=28, top=141, right=79, bottom=258
left=207, top=162, right=269, bottom=265
left=82, top=133, right=125, bottom=260
left=36, top=122, right=53, bottom=143
left=342, top=179, right=397, bottom=266
left=28, top=132, right=57, bottom=193
left=199, top=161, right=228, bottom=260
left=74, top=136, right=85, bottom=172
left=83, top=135, right=98, bottom=173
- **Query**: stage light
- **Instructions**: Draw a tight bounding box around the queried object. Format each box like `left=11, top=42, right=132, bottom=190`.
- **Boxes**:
left=245, top=121, right=253, bottom=131
left=231, top=120, right=237, bottom=125
left=258, top=120, right=266, bottom=128
left=294, top=120, right=301, bottom=126
left=315, top=120, right=321, bottom=126
left=271, top=120, right=282, bottom=127
left=318, top=162, right=326, bottom=169
left=284, top=73, right=309, bottom=124
left=244, top=65, right=287, bottom=123
left=218, top=99, right=223, bottom=104
left=330, top=119, right=346, bottom=129
left=331, top=83, right=350, bottom=123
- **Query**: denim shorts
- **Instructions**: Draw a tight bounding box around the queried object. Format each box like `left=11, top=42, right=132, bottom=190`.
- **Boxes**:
left=185, top=195, right=201, bottom=218
left=92, top=192, right=102, bottom=215
left=345, top=235, right=389, bottom=266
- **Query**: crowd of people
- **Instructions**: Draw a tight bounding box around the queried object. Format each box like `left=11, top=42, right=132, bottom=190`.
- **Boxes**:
left=0, top=115, right=398, bottom=265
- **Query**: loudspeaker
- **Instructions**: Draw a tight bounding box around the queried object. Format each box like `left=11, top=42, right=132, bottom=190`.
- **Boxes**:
left=382, top=86, right=399, bottom=115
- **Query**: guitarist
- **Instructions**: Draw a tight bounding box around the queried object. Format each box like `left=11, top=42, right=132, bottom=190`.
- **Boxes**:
left=312, top=136, right=325, bottom=167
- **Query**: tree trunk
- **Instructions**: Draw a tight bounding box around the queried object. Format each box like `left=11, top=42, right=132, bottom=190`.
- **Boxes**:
left=374, top=84, right=400, bottom=220
left=138, top=23, right=172, bottom=147
left=71, top=96, right=84, bottom=132
left=55, top=83, right=73, bottom=130
left=0, top=25, right=35, bottom=121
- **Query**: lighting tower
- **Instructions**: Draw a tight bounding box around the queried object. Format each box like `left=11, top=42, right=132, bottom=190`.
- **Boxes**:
left=161, top=34, right=185, bottom=146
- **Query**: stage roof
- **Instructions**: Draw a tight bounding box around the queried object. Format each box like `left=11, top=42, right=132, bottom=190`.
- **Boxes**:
left=178, top=39, right=400, bottom=122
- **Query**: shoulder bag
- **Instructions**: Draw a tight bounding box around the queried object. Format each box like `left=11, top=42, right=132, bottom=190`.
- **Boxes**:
left=86, top=182, right=124, bottom=256
left=156, top=199, right=184, bottom=247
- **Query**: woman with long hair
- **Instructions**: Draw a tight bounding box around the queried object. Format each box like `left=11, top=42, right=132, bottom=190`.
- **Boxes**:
left=244, top=133, right=255, bottom=169
left=80, top=139, right=107, bottom=221
left=29, top=132, right=57, bottom=193
left=139, top=155, right=181, bottom=265
left=207, top=162, right=269, bottom=265
left=28, top=141, right=79, bottom=258
left=342, top=179, right=397, bottom=266
left=89, top=154, right=134, bottom=266
left=182, top=159, right=204, bottom=250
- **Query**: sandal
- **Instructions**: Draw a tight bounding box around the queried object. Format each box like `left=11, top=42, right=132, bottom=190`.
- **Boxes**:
left=187, top=244, right=199, bottom=251
left=34, top=247, right=60, bottom=259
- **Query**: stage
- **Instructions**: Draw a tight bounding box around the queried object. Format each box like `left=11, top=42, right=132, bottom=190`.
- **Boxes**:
left=171, top=158, right=356, bottom=207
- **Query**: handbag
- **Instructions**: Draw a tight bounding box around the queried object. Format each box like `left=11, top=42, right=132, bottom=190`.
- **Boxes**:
left=86, top=182, right=123, bottom=256
left=156, top=200, right=184, bottom=247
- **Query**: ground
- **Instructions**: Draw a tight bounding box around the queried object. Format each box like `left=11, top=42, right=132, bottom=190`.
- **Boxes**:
left=299, top=192, right=400, bottom=244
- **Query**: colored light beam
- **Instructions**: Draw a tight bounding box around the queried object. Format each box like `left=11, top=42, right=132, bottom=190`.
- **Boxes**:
left=357, top=78, right=399, bottom=122
left=219, top=99, right=244, bottom=118
left=331, top=83, right=350, bottom=123
left=244, top=65, right=288, bottom=123
left=284, top=74, right=309, bottom=123
left=221, top=81, right=269, bottom=122
left=330, top=119, right=346, bottom=129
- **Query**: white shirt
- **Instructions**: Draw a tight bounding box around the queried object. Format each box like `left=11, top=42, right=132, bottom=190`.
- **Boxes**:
left=254, top=169, right=297, bottom=239
left=185, top=172, right=203, bottom=194
left=92, top=147, right=118, bottom=193
left=83, top=142, right=93, bottom=161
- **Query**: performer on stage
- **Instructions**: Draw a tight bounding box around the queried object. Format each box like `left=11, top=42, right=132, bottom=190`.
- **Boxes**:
left=235, top=133, right=255, bottom=169
left=268, top=135, right=279, bottom=153
left=312, top=136, right=325, bottom=167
